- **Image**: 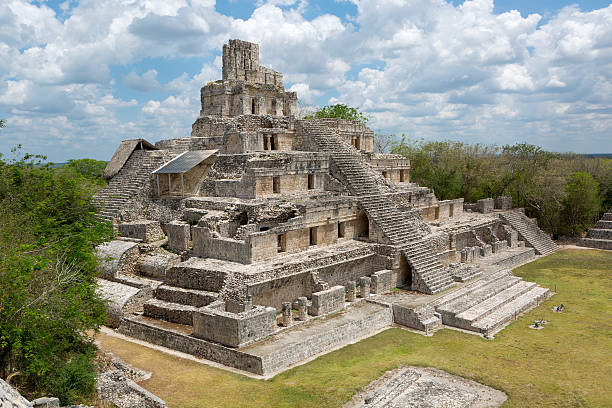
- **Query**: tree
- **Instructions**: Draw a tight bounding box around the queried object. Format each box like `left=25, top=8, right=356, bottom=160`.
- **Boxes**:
left=0, top=119, right=5, bottom=131
left=373, top=133, right=396, bottom=153
left=304, top=104, right=369, bottom=124
left=0, top=148, right=113, bottom=403
left=61, top=159, right=108, bottom=189
left=561, top=172, right=600, bottom=237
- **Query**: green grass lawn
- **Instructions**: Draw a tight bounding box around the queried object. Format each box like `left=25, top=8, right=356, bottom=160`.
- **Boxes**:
left=97, top=249, right=612, bottom=407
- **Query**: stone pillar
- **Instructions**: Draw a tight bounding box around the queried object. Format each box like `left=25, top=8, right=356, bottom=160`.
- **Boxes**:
left=346, top=281, right=356, bottom=302
left=359, top=276, right=371, bottom=299
left=297, top=297, right=308, bottom=320
left=282, top=302, right=292, bottom=326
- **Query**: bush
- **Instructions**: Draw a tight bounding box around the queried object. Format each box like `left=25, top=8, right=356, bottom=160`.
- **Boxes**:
left=0, top=148, right=113, bottom=403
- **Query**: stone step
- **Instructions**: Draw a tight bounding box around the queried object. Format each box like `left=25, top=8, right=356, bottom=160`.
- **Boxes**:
left=453, top=281, right=537, bottom=330
left=143, top=298, right=198, bottom=326
left=586, top=228, right=612, bottom=240
left=437, top=275, right=522, bottom=319
left=433, top=270, right=512, bottom=307
left=472, top=286, right=550, bottom=336
left=154, top=285, right=218, bottom=307
left=580, top=237, right=612, bottom=250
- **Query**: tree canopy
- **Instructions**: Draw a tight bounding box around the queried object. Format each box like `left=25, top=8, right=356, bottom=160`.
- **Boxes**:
left=0, top=148, right=113, bottom=404
left=391, top=137, right=608, bottom=237
left=304, top=104, right=369, bottom=124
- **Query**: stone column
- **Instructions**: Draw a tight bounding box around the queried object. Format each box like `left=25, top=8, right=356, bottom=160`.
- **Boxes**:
left=282, top=302, right=292, bottom=326
left=346, top=281, right=357, bottom=302
left=359, top=276, right=371, bottom=299
left=297, top=297, right=308, bottom=321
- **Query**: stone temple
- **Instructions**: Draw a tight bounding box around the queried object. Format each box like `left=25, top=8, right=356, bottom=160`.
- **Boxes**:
left=95, top=39, right=558, bottom=376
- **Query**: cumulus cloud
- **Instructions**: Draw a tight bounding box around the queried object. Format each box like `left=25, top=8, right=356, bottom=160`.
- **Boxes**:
left=1, top=0, right=611, bottom=161
left=123, top=70, right=161, bottom=92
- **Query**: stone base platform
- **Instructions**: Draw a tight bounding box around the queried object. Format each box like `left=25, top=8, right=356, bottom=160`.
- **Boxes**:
left=118, top=301, right=392, bottom=377
left=345, top=366, right=507, bottom=408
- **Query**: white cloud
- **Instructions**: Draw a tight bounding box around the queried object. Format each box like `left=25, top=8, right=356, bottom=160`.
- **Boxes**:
left=123, top=69, right=161, bottom=92
left=1, top=0, right=612, bottom=160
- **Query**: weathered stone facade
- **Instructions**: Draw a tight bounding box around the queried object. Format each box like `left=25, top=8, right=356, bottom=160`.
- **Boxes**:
left=94, top=39, right=556, bottom=377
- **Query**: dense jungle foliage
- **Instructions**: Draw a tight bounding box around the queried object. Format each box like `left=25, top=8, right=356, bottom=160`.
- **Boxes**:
left=391, top=137, right=611, bottom=237
left=0, top=147, right=112, bottom=404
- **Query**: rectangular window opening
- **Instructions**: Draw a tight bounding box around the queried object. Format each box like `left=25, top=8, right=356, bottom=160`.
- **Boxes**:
left=273, top=176, right=280, bottom=194
left=271, top=135, right=277, bottom=150
left=400, top=170, right=405, bottom=182
left=263, top=136, right=269, bottom=150
left=251, top=98, right=256, bottom=114
left=382, top=171, right=388, bottom=179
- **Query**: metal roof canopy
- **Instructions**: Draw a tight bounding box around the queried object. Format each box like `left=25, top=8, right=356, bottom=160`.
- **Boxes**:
left=153, top=150, right=217, bottom=174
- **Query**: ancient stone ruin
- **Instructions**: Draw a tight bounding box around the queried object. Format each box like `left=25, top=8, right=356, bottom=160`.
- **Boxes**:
left=580, top=206, right=612, bottom=250
left=94, top=39, right=558, bottom=376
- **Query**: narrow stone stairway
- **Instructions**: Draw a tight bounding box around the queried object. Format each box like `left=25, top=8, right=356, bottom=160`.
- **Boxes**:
left=499, top=211, right=558, bottom=255
left=297, top=120, right=455, bottom=294
left=93, top=150, right=172, bottom=222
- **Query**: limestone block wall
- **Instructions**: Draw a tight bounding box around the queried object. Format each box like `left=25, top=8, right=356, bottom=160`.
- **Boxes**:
left=192, top=226, right=251, bottom=263
left=118, top=220, right=164, bottom=243
left=310, top=286, right=345, bottom=316
left=166, top=221, right=191, bottom=252
left=193, top=302, right=277, bottom=348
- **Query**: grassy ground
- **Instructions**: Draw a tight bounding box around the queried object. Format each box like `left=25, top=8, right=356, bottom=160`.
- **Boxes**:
left=97, top=249, right=612, bottom=407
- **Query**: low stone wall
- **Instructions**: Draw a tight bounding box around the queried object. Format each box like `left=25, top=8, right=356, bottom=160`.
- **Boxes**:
left=118, top=220, right=164, bottom=243
left=165, top=258, right=228, bottom=291
left=491, top=248, right=535, bottom=269
left=392, top=304, right=441, bottom=333
left=259, top=305, right=392, bottom=374
left=118, top=316, right=265, bottom=375
left=310, top=286, right=345, bottom=316
left=371, top=270, right=393, bottom=294
left=193, top=302, right=277, bottom=348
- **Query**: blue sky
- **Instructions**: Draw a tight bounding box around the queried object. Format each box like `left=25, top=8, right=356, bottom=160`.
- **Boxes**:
left=1, top=0, right=611, bottom=162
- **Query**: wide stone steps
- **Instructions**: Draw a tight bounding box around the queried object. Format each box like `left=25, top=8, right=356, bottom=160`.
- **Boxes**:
left=431, top=270, right=550, bottom=336
left=143, top=298, right=198, bottom=326
left=500, top=211, right=558, bottom=255
left=93, top=150, right=171, bottom=222
left=437, top=276, right=521, bottom=319
left=453, top=281, right=537, bottom=329
left=472, top=286, right=549, bottom=335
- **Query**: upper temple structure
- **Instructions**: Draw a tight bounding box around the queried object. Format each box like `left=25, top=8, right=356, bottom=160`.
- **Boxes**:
left=94, top=40, right=558, bottom=377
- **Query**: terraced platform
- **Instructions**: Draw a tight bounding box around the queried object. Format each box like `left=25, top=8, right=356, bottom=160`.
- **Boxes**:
left=580, top=207, right=612, bottom=250
left=432, top=269, right=550, bottom=337
left=119, top=301, right=392, bottom=377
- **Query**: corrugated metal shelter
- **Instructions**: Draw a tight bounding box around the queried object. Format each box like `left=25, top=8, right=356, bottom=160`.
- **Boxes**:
left=152, top=150, right=217, bottom=197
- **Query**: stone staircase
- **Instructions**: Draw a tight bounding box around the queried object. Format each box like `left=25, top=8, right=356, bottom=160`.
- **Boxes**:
left=93, top=150, right=171, bottom=222
left=141, top=259, right=222, bottom=326
left=499, top=211, right=559, bottom=255
left=432, top=269, right=550, bottom=337
left=580, top=207, right=612, bottom=250
left=297, top=120, right=455, bottom=294
left=143, top=286, right=218, bottom=326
